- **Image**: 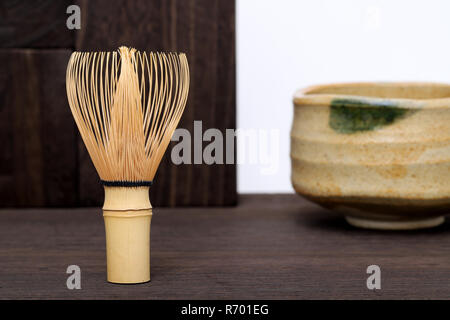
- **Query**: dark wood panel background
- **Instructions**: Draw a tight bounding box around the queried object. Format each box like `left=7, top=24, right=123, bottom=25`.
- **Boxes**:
left=0, top=0, right=236, bottom=207
left=0, top=0, right=73, bottom=48
left=0, top=50, right=77, bottom=207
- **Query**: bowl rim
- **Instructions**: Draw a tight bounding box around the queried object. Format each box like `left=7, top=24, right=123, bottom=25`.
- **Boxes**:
left=294, top=82, right=450, bottom=109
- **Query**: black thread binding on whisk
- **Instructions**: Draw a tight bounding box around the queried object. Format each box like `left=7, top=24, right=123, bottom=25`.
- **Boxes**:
left=100, top=180, right=153, bottom=187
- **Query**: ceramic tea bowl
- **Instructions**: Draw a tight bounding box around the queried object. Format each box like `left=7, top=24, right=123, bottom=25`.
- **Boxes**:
left=291, top=82, right=450, bottom=230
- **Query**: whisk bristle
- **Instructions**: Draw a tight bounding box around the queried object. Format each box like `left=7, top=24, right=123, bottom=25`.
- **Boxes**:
left=66, top=46, right=189, bottom=185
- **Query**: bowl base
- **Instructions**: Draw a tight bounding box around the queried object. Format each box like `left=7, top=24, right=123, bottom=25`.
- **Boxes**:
left=345, top=215, right=445, bottom=230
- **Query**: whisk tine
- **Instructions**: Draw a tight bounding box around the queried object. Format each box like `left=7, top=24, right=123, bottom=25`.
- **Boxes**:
left=66, top=46, right=189, bottom=184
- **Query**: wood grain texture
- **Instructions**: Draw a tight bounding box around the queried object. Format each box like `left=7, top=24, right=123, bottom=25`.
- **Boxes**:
left=75, top=0, right=236, bottom=207
left=0, top=195, right=448, bottom=299
left=0, top=49, right=77, bottom=207
left=0, top=0, right=74, bottom=48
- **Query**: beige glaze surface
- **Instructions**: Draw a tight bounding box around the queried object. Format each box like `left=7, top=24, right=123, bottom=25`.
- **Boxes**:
left=291, top=82, right=450, bottom=229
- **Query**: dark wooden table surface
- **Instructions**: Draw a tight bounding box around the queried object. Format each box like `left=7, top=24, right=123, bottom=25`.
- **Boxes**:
left=0, top=194, right=449, bottom=299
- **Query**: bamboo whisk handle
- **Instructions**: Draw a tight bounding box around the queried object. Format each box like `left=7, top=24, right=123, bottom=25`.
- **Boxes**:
left=103, top=187, right=152, bottom=284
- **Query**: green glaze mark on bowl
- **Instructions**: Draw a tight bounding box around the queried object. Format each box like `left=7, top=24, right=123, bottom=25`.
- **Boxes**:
left=329, top=98, right=414, bottom=133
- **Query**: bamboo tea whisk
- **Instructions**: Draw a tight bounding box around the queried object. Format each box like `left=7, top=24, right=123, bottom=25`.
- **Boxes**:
left=66, top=46, right=189, bottom=283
